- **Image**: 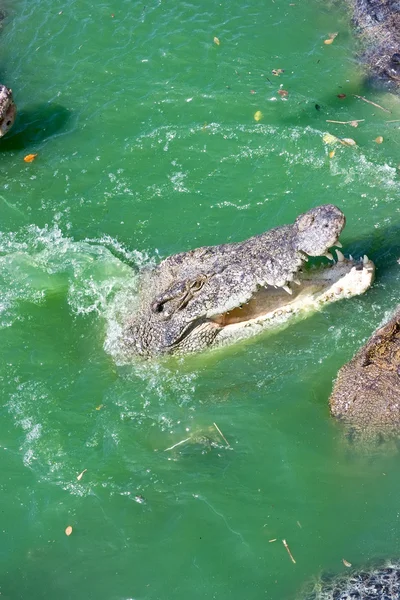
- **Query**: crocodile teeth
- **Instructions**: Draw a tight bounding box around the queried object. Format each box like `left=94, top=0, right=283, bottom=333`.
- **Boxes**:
left=363, top=254, right=369, bottom=265
left=324, top=252, right=334, bottom=261
left=335, top=241, right=343, bottom=248
left=293, top=278, right=301, bottom=285
left=335, top=249, right=345, bottom=262
left=349, top=255, right=354, bottom=261
left=282, top=284, right=292, bottom=295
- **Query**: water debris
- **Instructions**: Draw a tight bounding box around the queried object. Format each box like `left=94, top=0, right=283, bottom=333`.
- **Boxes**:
left=278, top=89, right=288, bottom=98
left=326, top=119, right=364, bottom=127
left=297, top=521, right=302, bottom=528
left=282, top=539, right=296, bottom=564
left=353, top=94, right=391, bottom=113
left=323, top=133, right=357, bottom=147
left=272, top=69, right=284, bottom=76
left=324, top=32, right=338, bottom=45
left=337, top=94, right=346, bottom=99
left=254, top=110, right=263, bottom=122
left=374, top=136, right=384, bottom=144
left=95, top=404, right=104, bottom=411
left=76, top=469, right=87, bottom=481
left=164, top=437, right=191, bottom=452
left=269, top=538, right=277, bottom=543
left=341, top=138, right=357, bottom=146
left=213, top=422, right=230, bottom=447
left=329, top=150, right=335, bottom=159
left=65, top=526, right=73, bottom=536
left=24, top=153, right=37, bottom=163
left=213, top=37, right=220, bottom=46
left=342, top=558, right=352, bottom=568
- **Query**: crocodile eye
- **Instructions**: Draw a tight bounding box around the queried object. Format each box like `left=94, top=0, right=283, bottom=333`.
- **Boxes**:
left=151, top=301, right=164, bottom=313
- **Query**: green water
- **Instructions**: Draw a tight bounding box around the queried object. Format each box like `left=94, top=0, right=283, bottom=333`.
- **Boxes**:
left=2, top=1, right=400, bottom=598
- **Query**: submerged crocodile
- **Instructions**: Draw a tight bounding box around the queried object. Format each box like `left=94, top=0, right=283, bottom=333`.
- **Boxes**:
left=330, top=306, right=400, bottom=436
left=348, top=0, right=400, bottom=88
left=122, top=205, right=375, bottom=357
left=301, top=560, right=400, bottom=600
left=0, top=84, right=16, bottom=136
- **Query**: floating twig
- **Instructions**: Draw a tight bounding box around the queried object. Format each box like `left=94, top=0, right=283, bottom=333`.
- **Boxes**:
left=164, top=437, right=191, bottom=451
left=326, top=119, right=365, bottom=126
left=213, top=422, right=230, bottom=447
left=269, top=538, right=277, bottom=543
left=297, top=520, right=302, bottom=528
left=386, top=119, right=400, bottom=123
left=353, top=94, right=391, bottom=113
left=282, top=539, right=296, bottom=564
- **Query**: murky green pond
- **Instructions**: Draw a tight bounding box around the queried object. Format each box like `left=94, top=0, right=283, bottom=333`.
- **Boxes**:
left=1, top=1, right=400, bottom=598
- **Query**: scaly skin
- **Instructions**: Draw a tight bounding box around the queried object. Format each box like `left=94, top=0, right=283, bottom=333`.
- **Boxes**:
left=301, top=561, right=400, bottom=600
left=348, top=0, right=400, bottom=88
left=121, top=205, right=374, bottom=357
left=0, top=85, right=16, bottom=137
left=330, top=306, right=400, bottom=436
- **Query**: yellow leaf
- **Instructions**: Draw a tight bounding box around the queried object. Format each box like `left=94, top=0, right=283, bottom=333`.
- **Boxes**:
left=213, top=37, right=220, bottom=45
left=24, top=153, right=38, bottom=163
left=329, top=150, right=335, bottom=158
left=254, top=110, right=263, bottom=122
left=324, top=32, right=338, bottom=44
left=375, top=136, right=383, bottom=144
left=65, top=526, right=73, bottom=536
left=323, top=133, right=339, bottom=145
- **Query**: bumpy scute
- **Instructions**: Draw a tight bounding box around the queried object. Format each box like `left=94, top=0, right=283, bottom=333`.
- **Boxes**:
left=330, top=306, right=400, bottom=436
left=301, top=561, right=400, bottom=600
left=0, top=85, right=16, bottom=137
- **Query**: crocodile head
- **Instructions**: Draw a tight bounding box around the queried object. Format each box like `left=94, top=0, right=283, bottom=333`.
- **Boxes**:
left=0, top=85, right=16, bottom=137
left=122, top=205, right=375, bottom=357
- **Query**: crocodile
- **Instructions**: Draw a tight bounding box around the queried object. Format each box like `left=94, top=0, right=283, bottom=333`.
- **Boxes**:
left=301, top=560, right=400, bottom=600
left=330, top=306, right=400, bottom=436
left=121, top=205, right=375, bottom=357
left=348, top=0, right=400, bottom=89
left=0, top=84, right=16, bottom=136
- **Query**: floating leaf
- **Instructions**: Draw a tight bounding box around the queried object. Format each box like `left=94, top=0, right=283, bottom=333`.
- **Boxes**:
left=324, top=32, right=338, bottom=45
left=213, top=37, right=220, bottom=45
left=24, top=153, right=38, bottom=163
left=77, top=469, right=87, bottom=481
left=323, top=133, right=339, bottom=145
left=375, top=136, right=383, bottom=144
left=278, top=89, right=288, bottom=97
left=65, top=526, right=73, bottom=536
left=337, top=93, right=346, bottom=99
left=272, top=69, right=284, bottom=76
left=254, top=110, right=263, bottom=122
left=329, top=150, right=335, bottom=158
left=340, top=138, right=357, bottom=146
left=342, top=559, right=352, bottom=568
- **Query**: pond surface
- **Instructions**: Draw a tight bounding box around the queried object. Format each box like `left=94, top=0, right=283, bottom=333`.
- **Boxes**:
left=1, top=1, right=400, bottom=598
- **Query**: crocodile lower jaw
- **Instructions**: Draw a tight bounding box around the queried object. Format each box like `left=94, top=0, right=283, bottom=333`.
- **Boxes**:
left=210, top=255, right=375, bottom=346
